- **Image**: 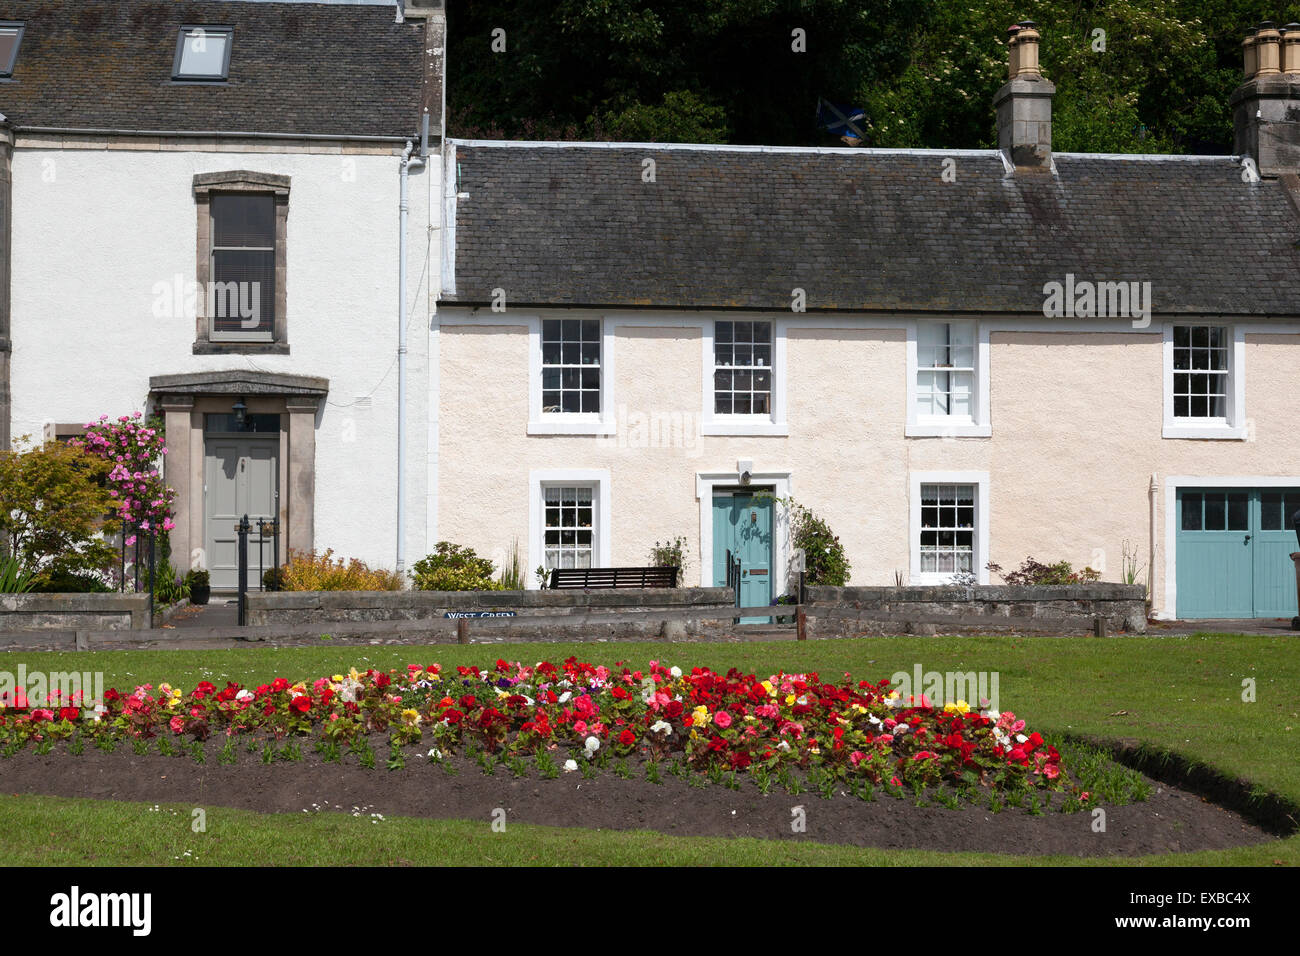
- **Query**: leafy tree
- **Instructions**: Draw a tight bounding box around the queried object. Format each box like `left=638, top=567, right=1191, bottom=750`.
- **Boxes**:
left=447, top=0, right=1297, bottom=153
left=0, top=438, right=119, bottom=588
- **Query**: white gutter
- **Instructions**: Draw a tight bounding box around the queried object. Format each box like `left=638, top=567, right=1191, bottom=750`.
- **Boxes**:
left=397, top=140, right=425, bottom=575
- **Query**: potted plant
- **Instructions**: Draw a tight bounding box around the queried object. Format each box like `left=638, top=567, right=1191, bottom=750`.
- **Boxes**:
left=186, top=568, right=211, bottom=606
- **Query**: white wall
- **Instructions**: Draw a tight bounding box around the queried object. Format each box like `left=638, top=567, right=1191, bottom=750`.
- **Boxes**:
left=9, top=143, right=438, bottom=574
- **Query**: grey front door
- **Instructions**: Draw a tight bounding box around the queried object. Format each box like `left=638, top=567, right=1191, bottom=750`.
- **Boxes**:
left=204, top=436, right=279, bottom=590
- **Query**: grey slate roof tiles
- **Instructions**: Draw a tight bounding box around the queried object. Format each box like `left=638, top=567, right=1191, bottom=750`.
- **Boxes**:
left=442, top=145, right=1300, bottom=316
left=0, top=0, right=426, bottom=139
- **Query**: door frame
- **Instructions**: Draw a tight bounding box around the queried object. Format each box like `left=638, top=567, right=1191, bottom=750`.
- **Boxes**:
left=203, top=430, right=282, bottom=591
left=1163, top=475, right=1300, bottom=619
left=696, top=470, right=791, bottom=591
left=151, top=370, right=327, bottom=576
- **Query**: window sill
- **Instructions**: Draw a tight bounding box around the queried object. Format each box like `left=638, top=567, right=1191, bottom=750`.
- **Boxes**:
left=906, top=421, right=991, bottom=438
left=700, top=418, right=789, bottom=437
left=912, top=573, right=987, bottom=587
left=527, top=419, right=615, bottom=436
left=1162, top=423, right=1248, bottom=441
left=193, top=341, right=290, bottom=356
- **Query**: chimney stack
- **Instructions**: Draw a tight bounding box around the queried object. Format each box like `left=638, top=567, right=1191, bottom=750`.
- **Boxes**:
left=993, top=21, right=1055, bottom=170
left=1231, top=20, right=1300, bottom=177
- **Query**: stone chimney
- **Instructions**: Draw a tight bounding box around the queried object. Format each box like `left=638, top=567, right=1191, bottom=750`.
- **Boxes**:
left=1231, top=21, right=1300, bottom=177
left=993, top=21, right=1055, bottom=170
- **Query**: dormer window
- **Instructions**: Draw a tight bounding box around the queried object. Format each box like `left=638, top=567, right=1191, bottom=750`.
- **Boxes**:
left=173, top=26, right=233, bottom=81
left=0, top=22, right=24, bottom=78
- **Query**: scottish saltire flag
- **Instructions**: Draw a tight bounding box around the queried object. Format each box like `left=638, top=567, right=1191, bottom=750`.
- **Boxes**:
left=816, top=98, right=867, bottom=145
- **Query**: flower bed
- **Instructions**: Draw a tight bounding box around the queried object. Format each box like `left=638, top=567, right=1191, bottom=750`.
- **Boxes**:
left=0, top=658, right=1085, bottom=801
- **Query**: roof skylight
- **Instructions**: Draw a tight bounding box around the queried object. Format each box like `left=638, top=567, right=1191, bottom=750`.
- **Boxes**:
left=0, top=22, right=24, bottom=78
left=173, top=26, right=233, bottom=81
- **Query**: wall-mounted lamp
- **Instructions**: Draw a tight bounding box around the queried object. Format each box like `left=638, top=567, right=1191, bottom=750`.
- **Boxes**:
left=232, top=396, right=247, bottom=429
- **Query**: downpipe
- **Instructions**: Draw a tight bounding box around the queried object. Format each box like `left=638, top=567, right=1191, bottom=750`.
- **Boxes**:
left=398, top=141, right=424, bottom=576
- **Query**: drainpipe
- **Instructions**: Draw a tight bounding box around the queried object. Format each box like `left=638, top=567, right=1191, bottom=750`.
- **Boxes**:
left=1148, top=473, right=1158, bottom=615
left=398, top=141, right=425, bottom=576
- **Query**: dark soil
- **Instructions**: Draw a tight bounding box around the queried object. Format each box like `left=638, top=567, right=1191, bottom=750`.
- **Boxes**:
left=0, top=741, right=1277, bottom=857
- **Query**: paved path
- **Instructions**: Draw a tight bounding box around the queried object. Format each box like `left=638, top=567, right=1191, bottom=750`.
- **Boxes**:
left=1146, top=618, right=1298, bottom=636
left=164, top=599, right=239, bottom=629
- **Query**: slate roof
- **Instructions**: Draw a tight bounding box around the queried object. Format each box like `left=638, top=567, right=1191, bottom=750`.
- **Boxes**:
left=441, top=143, right=1300, bottom=316
left=0, top=0, right=428, bottom=139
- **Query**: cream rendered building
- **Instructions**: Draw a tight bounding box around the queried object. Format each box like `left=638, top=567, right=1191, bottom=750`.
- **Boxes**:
left=432, top=23, right=1300, bottom=621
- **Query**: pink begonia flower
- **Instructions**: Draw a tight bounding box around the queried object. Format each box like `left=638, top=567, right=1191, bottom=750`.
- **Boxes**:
left=162, top=518, right=175, bottom=531
left=713, top=710, right=732, bottom=729
left=125, top=536, right=137, bottom=546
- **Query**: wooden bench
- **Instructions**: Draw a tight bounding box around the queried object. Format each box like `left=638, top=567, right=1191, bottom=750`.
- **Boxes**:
left=548, top=566, right=679, bottom=589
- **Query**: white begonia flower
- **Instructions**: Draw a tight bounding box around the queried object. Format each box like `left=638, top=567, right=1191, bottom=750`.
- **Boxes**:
left=558, top=691, right=572, bottom=704
left=670, top=666, right=682, bottom=679
left=563, top=759, right=579, bottom=772
left=868, top=715, right=882, bottom=726
left=1015, top=733, right=1028, bottom=744
left=777, top=740, right=791, bottom=752
left=650, top=720, right=672, bottom=736
left=584, top=736, right=600, bottom=753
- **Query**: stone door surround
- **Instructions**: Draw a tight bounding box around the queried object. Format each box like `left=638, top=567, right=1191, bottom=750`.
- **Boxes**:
left=150, top=370, right=327, bottom=575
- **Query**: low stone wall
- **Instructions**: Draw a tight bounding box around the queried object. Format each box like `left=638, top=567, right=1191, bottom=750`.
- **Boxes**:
left=0, top=592, right=151, bottom=631
left=805, top=584, right=1148, bottom=636
left=245, top=587, right=735, bottom=627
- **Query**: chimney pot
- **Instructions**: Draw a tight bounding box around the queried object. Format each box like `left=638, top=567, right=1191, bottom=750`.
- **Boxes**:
left=1257, top=22, right=1282, bottom=76
left=1244, top=29, right=1259, bottom=79
left=1015, top=22, right=1042, bottom=76
left=1284, top=25, right=1300, bottom=73
left=994, top=23, right=1053, bottom=169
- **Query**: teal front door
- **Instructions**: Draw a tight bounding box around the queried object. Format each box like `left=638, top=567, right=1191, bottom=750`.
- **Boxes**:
left=712, top=491, right=773, bottom=620
left=1176, top=488, right=1300, bottom=619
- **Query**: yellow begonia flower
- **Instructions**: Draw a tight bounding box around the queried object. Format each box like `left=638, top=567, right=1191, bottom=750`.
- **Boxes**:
left=761, top=680, right=775, bottom=696
left=331, top=674, right=344, bottom=683
left=785, top=694, right=796, bottom=706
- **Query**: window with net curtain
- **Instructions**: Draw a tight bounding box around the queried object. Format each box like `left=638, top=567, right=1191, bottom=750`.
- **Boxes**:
left=916, top=322, right=975, bottom=419
left=543, top=486, right=594, bottom=569
left=919, top=483, right=975, bottom=574
left=209, top=193, right=276, bottom=340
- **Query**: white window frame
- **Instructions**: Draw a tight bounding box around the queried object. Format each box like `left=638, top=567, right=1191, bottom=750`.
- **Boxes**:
left=528, top=315, right=615, bottom=435
left=529, top=469, right=611, bottom=585
left=909, top=471, right=990, bottom=585
left=700, top=317, right=788, bottom=436
left=1162, top=322, right=1246, bottom=440
left=905, top=320, right=991, bottom=437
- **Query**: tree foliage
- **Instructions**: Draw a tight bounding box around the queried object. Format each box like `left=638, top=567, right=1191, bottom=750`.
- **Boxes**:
left=447, top=0, right=1300, bottom=152
left=0, top=438, right=119, bottom=588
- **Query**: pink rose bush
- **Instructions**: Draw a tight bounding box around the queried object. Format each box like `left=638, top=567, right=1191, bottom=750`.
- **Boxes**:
left=72, top=413, right=176, bottom=537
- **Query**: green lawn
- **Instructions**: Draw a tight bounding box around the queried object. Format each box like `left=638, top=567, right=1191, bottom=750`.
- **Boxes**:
left=2, top=634, right=1296, bottom=866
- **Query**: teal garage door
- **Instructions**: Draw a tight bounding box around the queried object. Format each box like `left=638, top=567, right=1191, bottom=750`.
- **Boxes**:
left=1176, top=488, right=1300, bottom=619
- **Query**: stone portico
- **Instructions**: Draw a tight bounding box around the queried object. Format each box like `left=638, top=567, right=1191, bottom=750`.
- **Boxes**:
left=149, top=370, right=327, bottom=576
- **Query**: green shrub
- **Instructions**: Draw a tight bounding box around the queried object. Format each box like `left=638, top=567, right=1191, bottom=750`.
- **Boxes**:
left=0, top=554, right=36, bottom=593
left=29, top=570, right=112, bottom=593
left=0, top=438, right=119, bottom=588
left=987, top=558, right=1101, bottom=586
left=411, top=542, right=502, bottom=591
left=786, top=499, right=850, bottom=587
left=277, top=549, right=403, bottom=591
left=648, top=536, right=689, bottom=584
